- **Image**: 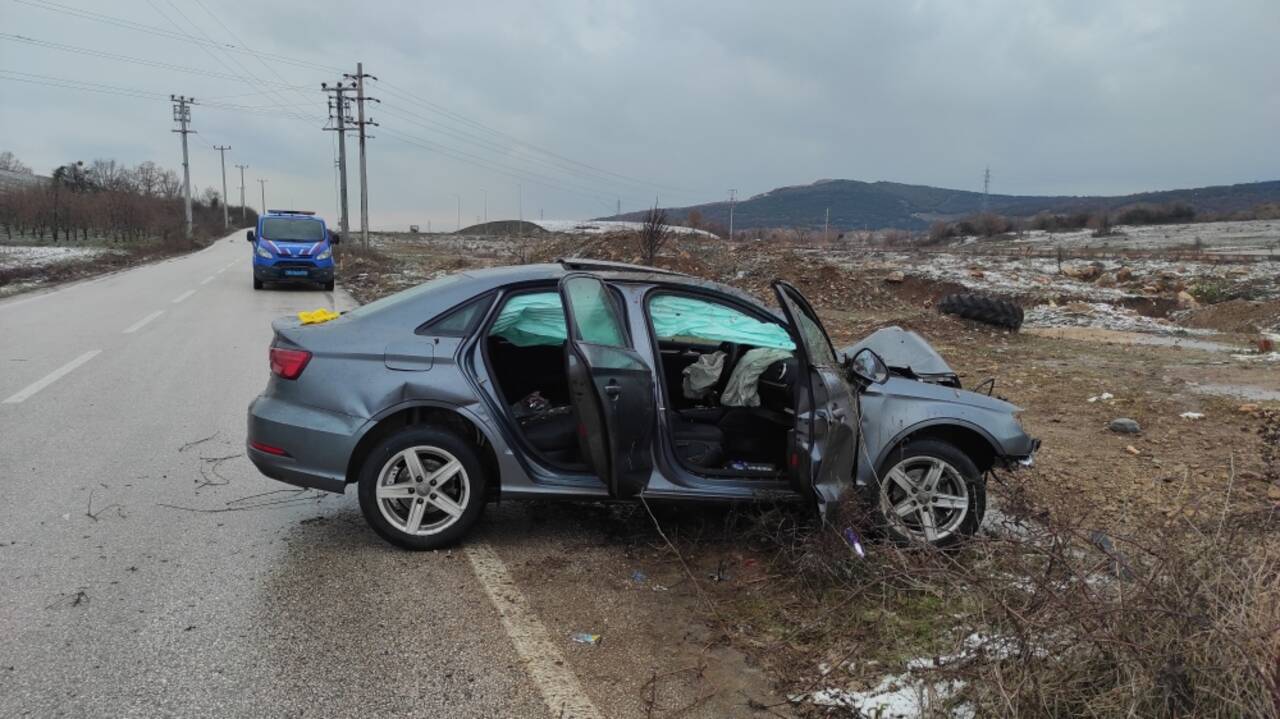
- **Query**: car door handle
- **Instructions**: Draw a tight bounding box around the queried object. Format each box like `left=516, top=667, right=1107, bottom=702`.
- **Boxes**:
left=605, top=381, right=622, bottom=400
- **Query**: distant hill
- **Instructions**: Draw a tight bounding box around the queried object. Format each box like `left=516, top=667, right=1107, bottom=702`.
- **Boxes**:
left=603, top=178, right=1280, bottom=232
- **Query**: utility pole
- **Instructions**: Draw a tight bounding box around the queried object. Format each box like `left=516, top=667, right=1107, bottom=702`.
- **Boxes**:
left=234, top=164, right=248, bottom=223
left=344, top=63, right=379, bottom=249
left=982, top=166, right=990, bottom=213
left=257, top=178, right=268, bottom=215
left=824, top=207, right=830, bottom=244
left=170, top=95, right=196, bottom=240
left=213, top=144, right=231, bottom=229
left=481, top=189, right=487, bottom=224
left=454, top=193, right=461, bottom=232
left=321, top=80, right=355, bottom=238
left=727, top=189, right=737, bottom=241
left=518, top=184, right=524, bottom=237
left=616, top=197, right=621, bottom=218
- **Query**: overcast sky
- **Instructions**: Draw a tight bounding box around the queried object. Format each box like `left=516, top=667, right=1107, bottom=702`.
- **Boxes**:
left=2, top=0, right=1277, bottom=230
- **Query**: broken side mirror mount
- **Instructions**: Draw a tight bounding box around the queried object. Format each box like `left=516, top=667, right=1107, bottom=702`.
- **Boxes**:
left=246, top=229, right=256, bottom=242
left=847, top=348, right=889, bottom=385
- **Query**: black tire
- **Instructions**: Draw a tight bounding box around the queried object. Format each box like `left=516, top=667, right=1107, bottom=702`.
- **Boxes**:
left=938, top=292, right=1023, bottom=330
left=357, top=426, right=488, bottom=550
left=872, top=439, right=985, bottom=548
left=323, top=280, right=335, bottom=292
left=253, top=278, right=264, bottom=290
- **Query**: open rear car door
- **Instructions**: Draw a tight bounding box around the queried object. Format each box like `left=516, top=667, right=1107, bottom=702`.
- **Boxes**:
left=772, top=280, right=857, bottom=510
left=558, top=273, right=657, bottom=498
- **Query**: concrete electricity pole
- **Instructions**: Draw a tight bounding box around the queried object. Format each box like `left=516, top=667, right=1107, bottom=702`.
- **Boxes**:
left=454, top=193, right=461, bottom=232
left=257, top=178, right=268, bottom=215
left=170, top=95, right=196, bottom=240
left=321, top=80, right=355, bottom=238
left=824, top=207, right=830, bottom=244
left=344, top=63, right=379, bottom=249
left=234, top=164, right=248, bottom=223
left=213, top=145, right=231, bottom=229
left=727, top=189, right=737, bottom=241
left=982, top=166, right=991, bottom=213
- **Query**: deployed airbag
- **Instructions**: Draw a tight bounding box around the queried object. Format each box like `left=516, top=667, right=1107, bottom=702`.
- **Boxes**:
left=490, top=291, right=800, bottom=351
left=649, top=295, right=795, bottom=350
left=722, top=347, right=794, bottom=407
left=681, top=351, right=725, bottom=400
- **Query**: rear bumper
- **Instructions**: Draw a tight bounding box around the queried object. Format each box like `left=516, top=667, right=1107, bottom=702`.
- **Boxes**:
left=246, top=394, right=363, bottom=494
left=254, top=264, right=334, bottom=283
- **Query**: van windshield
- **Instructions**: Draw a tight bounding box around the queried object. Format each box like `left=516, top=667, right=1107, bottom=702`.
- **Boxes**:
left=262, top=218, right=324, bottom=241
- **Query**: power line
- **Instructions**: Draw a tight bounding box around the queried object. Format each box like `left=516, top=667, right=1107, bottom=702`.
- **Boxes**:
left=378, top=81, right=699, bottom=196
left=0, top=33, right=313, bottom=90
left=12, top=0, right=343, bottom=73
left=14, top=0, right=703, bottom=202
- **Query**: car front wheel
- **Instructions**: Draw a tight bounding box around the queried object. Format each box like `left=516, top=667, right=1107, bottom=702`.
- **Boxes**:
left=874, top=439, right=984, bottom=548
left=357, top=427, right=487, bottom=550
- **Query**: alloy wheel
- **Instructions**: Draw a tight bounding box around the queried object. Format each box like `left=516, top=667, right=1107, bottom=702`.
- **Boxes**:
left=374, top=446, right=470, bottom=536
left=879, top=455, right=970, bottom=544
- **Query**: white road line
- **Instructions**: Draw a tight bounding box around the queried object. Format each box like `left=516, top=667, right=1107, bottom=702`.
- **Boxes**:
left=3, top=350, right=102, bottom=404
left=123, top=310, right=164, bottom=334
left=200, top=275, right=216, bottom=285
left=172, top=289, right=196, bottom=304
left=465, top=544, right=603, bottom=719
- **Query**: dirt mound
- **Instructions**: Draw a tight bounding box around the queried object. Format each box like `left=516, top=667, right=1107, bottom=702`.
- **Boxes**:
left=1176, top=298, right=1280, bottom=333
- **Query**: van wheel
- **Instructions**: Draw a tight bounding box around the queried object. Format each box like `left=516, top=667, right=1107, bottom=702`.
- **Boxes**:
left=253, top=278, right=264, bottom=290
left=873, top=439, right=984, bottom=548
left=357, top=427, right=487, bottom=550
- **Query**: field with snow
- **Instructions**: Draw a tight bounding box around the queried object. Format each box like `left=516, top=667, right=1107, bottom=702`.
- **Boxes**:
left=958, top=218, right=1280, bottom=254
left=0, top=244, right=121, bottom=269
left=531, top=219, right=718, bottom=237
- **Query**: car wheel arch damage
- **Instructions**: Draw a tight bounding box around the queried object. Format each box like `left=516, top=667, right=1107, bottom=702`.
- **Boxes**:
left=345, top=404, right=501, bottom=501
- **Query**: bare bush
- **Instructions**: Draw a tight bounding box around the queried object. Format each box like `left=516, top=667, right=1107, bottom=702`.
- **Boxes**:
left=638, top=203, right=670, bottom=265
left=750, top=474, right=1280, bottom=718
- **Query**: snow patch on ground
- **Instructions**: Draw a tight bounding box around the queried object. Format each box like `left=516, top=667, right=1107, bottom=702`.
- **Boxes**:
left=532, top=219, right=718, bottom=237
left=0, top=245, right=118, bottom=269
left=953, top=219, right=1280, bottom=254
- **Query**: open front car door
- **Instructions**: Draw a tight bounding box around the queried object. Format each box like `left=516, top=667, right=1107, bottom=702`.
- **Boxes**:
left=558, top=273, right=657, bottom=498
left=773, top=280, right=857, bottom=511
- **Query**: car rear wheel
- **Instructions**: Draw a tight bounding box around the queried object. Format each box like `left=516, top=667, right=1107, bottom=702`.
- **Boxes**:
left=357, top=427, right=487, bottom=550
left=874, top=439, right=984, bottom=548
left=323, top=279, right=335, bottom=292
left=253, top=277, right=264, bottom=290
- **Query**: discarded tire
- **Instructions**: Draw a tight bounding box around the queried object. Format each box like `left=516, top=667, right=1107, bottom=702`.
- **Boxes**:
left=937, top=293, right=1024, bottom=330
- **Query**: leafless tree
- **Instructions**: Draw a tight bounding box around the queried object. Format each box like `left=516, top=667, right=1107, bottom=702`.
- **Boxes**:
left=638, top=203, right=670, bottom=265
left=0, top=150, right=32, bottom=174
left=130, top=161, right=163, bottom=196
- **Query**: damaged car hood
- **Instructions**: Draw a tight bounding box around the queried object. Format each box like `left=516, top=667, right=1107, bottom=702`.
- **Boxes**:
left=841, top=326, right=955, bottom=378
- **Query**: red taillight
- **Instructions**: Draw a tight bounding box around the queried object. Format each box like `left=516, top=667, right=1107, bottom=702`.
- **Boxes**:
left=269, top=346, right=311, bottom=380
left=250, top=441, right=290, bottom=457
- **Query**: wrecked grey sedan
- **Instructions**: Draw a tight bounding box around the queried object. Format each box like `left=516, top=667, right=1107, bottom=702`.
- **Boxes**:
left=246, top=259, right=1038, bottom=550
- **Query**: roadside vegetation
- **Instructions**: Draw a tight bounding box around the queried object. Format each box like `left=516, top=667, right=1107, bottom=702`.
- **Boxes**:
left=339, top=223, right=1279, bottom=717
left=0, top=150, right=255, bottom=297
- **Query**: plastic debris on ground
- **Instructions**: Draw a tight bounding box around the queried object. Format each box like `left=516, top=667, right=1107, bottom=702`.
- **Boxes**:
left=569, top=632, right=601, bottom=646
left=842, top=527, right=866, bottom=558
left=1088, top=392, right=1114, bottom=403
left=630, top=570, right=647, bottom=584
left=1179, top=411, right=1205, bottom=420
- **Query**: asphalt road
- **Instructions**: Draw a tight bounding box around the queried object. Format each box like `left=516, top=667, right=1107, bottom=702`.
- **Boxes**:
left=0, top=231, right=790, bottom=718
left=0, top=232, right=555, bottom=717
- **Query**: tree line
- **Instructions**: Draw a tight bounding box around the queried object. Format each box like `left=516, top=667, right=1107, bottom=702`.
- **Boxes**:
left=0, top=151, right=256, bottom=246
